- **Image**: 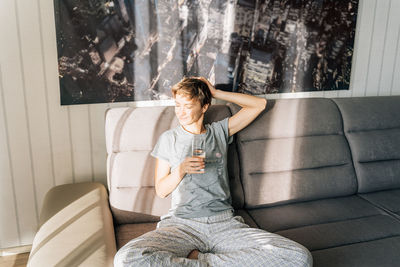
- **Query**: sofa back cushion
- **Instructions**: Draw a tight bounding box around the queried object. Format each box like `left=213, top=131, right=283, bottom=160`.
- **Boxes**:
left=333, top=96, right=400, bottom=193
left=105, top=105, right=242, bottom=225
left=231, top=98, right=357, bottom=209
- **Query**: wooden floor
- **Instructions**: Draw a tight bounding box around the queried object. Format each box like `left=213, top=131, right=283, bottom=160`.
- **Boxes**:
left=0, top=253, right=29, bottom=267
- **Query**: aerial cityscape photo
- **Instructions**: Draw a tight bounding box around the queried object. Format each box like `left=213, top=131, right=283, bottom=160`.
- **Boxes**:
left=54, top=0, right=359, bottom=105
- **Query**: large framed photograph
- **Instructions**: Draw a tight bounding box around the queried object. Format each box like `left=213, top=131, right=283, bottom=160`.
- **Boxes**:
left=54, top=0, right=359, bottom=105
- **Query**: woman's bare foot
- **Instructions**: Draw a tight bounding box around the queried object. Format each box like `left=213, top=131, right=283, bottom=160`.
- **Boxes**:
left=187, top=249, right=199, bottom=259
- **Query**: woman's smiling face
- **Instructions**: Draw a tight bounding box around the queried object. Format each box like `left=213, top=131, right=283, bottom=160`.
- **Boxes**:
left=174, top=93, right=208, bottom=126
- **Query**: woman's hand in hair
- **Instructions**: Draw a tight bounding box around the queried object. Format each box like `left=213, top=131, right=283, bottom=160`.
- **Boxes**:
left=196, top=77, right=218, bottom=98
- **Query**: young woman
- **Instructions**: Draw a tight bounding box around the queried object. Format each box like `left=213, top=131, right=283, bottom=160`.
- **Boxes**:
left=114, top=77, right=312, bottom=267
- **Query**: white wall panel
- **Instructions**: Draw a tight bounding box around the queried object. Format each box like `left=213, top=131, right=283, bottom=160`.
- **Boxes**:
left=351, top=0, right=376, bottom=97
left=89, top=104, right=108, bottom=184
left=0, top=0, right=39, bottom=246
left=389, top=1, right=400, bottom=96
left=69, top=105, right=93, bottom=183
left=0, top=0, right=399, bottom=249
left=323, top=90, right=339, bottom=98
left=392, top=30, right=400, bottom=95
left=15, top=0, right=55, bottom=214
left=365, top=0, right=391, bottom=96
left=378, top=0, right=400, bottom=96
left=0, top=66, right=20, bottom=248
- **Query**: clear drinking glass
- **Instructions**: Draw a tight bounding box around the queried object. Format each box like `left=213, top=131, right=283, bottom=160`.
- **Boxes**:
left=192, top=135, right=205, bottom=173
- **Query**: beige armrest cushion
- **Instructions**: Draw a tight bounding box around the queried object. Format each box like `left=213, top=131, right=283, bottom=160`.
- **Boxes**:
left=28, top=182, right=116, bottom=267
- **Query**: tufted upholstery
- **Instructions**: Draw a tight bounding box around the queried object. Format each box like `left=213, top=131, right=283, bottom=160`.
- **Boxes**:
left=229, top=98, right=357, bottom=208
left=333, top=97, right=400, bottom=193
left=102, top=96, right=400, bottom=266
left=334, top=97, right=400, bottom=220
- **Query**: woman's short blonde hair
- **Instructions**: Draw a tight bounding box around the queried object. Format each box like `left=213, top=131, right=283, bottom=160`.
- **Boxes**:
left=171, top=77, right=212, bottom=107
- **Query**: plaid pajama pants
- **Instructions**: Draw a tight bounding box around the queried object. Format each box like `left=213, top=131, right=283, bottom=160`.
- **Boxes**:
left=114, top=210, right=312, bottom=267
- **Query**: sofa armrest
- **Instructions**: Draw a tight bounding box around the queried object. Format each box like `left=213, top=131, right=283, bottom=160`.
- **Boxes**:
left=28, top=182, right=117, bottom=267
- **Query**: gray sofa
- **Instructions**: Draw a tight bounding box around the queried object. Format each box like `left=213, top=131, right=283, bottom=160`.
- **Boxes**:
left=28, top=96, right=400, bottom=267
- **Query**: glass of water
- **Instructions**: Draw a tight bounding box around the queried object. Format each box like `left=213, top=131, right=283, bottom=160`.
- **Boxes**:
left=192, top=135, right=205, bottom=173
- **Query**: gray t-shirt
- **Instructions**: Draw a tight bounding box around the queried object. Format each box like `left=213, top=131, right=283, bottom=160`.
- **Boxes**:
left=151, top=117, right=233, bottom=219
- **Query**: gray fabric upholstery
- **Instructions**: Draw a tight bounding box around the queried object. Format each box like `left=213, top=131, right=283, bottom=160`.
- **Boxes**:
left=333, top=96, right=400, bottom=193
left=230, top=98, right=357, bottom=208
left=360, top=189, right=400, bottom=218
left=106, top=106, right=177, bottom=223
left=239, top=96, right=400, bottom=266
left=248, top=196, right=385, bottom=233
left=108, top=96, right=400, bottom=267
left=248, top=196, right=400, bottom=267
left=31, top=96, right=400, bottom=266
left=311, top=236, right=400, bottom=267
left=277, top=214, right=400, bottom=252
left=115, top=223, right=157, bottom=249
left=333, top=96, right=400, bottom=132
left=334, top=96, right=400, bottom=228
left=230, top=98, right=344, bottom=140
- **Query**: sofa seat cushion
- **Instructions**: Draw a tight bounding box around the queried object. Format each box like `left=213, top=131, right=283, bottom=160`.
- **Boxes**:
left=115, top=223, right=157, bottom=249
left=276, top=214, right=400, bottom=252
left=248, top=195, right=383, bottom=232
left=247, top=195, right=400, bottom=267
left=360, top=189, right=400, bottom=217
left=311, top=236, right=400, bottom=267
